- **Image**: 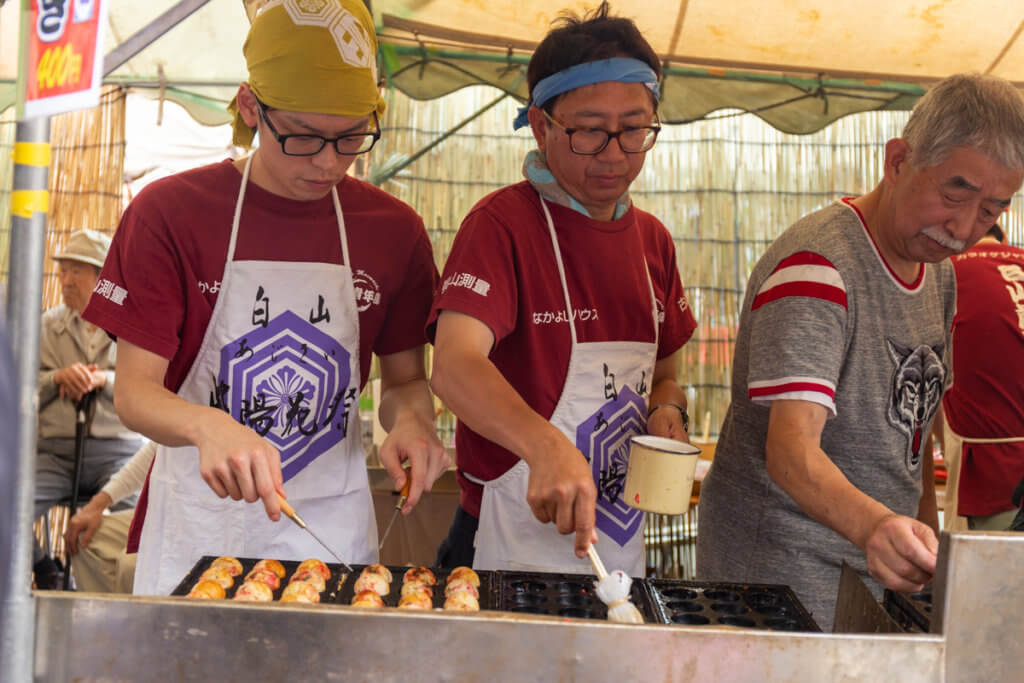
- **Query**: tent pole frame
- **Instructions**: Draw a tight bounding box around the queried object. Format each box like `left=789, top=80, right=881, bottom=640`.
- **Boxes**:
left=373, top=80, right=522, bottom=186
left=103, top=0, right=212, bottom=77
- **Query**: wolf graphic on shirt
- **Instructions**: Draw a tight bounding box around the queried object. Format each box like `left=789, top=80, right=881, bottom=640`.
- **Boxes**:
left=885, top=339, right=946, bottom=470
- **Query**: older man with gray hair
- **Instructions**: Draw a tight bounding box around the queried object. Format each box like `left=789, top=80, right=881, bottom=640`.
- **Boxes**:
left=33, top=229, right=143, bottom=589
left=697, top=73, right=1024, bottom=631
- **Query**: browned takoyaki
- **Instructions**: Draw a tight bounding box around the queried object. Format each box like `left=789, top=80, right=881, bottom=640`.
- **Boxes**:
left=233, top=580, right=274, bottom=602
left=186, top=580, right=226, bottom=600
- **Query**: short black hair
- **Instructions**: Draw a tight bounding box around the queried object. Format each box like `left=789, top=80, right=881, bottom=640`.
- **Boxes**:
left=987, top=223, right=1005, bottom=242
left=527, top=2, right=661, bottom=114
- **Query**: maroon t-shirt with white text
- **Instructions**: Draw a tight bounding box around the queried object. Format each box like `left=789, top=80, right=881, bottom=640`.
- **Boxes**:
left=944, top=242, right=1024, bottom=516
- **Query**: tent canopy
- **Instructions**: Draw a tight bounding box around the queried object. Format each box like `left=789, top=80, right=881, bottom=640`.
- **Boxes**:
left=1, top=1, right=1022, bottom=132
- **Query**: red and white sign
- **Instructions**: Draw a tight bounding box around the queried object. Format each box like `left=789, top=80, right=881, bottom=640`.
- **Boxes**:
left=18, top=0, right=108, bottom=119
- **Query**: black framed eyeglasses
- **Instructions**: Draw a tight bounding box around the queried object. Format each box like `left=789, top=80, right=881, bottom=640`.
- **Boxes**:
left=254, top=98, right=380, bottom=156
left=541, top=108, right=660, bottom=155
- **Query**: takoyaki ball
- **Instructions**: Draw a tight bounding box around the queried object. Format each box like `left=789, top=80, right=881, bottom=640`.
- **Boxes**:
left=402, top=566, right=436, bottom=586
left=446, top=566, right=479, bottom=587
left=445, top=578, right=479, bottom=599
left=252, top=558, right=286, bottom=579
left=199, top=566, right=235, bottom=590
left=400, top=581, right=434, bottom=599
left=296, top=558, right=331, bottom=582
left=281, top=580, right=321, bottom=604
left=353, top=572, right=389, bottom=596
left=186, top=580, right=226, bottom=600
left=245, top=567, right=281, bottom=591
left=443, top=592, right=480, bottom=611
left=210, top=556, right=243, bottom=576
left=289, top=569, right=326, bottom=593
left=351, top=590, right=384, bottom=607
left=233, top=580, right=274, bottom=602
left=398, top=592, right=433, bottom=610
left=362, top=564, right=393, bottom=583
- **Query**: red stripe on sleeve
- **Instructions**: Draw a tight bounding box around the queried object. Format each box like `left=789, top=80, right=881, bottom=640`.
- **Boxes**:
left=770, top=251, right=835, bottom=274
left=749, top=381, right=836, bottom=400
left=752, top=281, right=848, bottom=311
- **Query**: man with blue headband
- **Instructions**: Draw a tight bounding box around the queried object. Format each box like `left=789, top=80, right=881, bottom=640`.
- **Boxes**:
left=429, top=2, right=697, bottom=575
left=84, top=0, right=447, bottom=595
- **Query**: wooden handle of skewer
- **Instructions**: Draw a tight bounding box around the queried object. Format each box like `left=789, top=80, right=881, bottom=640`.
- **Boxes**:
left=394, top=469, right=412, bottom=510
left=276, top=493, right=302, bottom=526
left=586, top=544, right=609, bottom=580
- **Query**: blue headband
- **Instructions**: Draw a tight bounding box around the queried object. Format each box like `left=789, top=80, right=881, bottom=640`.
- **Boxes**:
left=512, top=57, right=659, bottom=130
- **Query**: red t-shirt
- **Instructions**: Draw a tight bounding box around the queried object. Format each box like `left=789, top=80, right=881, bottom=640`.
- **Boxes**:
left=944, top=242, right=1024, bottom=516
left=428, top=181, right=698, bottom=517
left=84, top=159, right=438, bottom=390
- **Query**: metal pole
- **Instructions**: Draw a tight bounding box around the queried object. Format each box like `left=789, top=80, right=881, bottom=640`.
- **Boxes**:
left=371, top=89, right=514, bottom=186
left=1, top=114, right=51, bottom=683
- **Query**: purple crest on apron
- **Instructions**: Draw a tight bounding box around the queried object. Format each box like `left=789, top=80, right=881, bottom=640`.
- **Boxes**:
left=576, top=385, right=647, bottom=546
left=217, top=309, right=354, bottom=482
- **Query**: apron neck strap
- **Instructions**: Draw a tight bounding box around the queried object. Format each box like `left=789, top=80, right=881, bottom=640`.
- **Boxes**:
left=538, top=192, right=660, bottom=347
left=229, top=156, right=350, bottom=266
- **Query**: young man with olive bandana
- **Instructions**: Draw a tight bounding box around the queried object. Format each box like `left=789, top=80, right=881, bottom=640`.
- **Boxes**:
left=429, top=2, right=697, bottom=576
left=84, top=0, right=447, bottom=595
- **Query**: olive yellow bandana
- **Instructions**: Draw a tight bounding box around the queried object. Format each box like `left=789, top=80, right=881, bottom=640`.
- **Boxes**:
left=228, top=0, right=387, bottom=147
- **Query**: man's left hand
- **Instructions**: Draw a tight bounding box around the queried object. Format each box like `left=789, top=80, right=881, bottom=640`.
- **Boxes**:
left=377, top=413, right=449, bottom=513
left=647, top=403, right=690, bottom=442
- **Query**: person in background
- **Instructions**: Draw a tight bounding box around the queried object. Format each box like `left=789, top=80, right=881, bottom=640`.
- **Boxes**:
left=82, top=0, right=446, bottom=595
left=940, top=222, right=1024, bottom=531
left=34, top=229, right=144, bottom=589
left=429, top=1, right=697, bottom=575
left=63, top=441, right=155, bottom=593
left=697, top=73, right=1024, bottom=631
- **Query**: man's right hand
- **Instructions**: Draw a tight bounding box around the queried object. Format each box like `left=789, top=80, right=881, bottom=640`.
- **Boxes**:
left=863, top=513, right=938, bottom=592
left=195, top=409, right=285, bottom=521
left=524, top=433, right=598, bottom=559
left=64, top=493, right=112, bottom=554
left=54, top=362, right=98, bottom=401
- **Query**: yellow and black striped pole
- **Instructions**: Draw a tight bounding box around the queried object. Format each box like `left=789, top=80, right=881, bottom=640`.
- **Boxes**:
left=1, top=115, right=51, bottom=683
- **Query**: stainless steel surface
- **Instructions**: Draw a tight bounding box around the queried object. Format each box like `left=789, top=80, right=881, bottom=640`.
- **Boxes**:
left=935, top=530, right=1024, bottom=683
left=834, top=562, right=902, bottom=634
left=3, top=115, right=51, bottom=683
left=35, top=592, right=943, bottom=682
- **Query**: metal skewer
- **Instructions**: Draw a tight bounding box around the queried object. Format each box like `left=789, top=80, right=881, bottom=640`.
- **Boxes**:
left=276, top=494, right=353, bottom=573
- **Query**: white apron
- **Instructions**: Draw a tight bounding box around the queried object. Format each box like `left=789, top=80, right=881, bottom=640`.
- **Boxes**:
left=941, top=409, right=1024, bottom=532
left=471, top=196, right=659, bottom=577
left=134, top=157, right=376, bottom=595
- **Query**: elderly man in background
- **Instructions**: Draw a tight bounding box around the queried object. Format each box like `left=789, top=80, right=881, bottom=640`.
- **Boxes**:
left=697, top=73, right=1024, bottom=631
left=33, top=229, right=143, bottom=589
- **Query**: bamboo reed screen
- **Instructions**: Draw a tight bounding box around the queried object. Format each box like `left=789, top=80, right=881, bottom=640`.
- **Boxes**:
left=0, top=85, right=126, bottom=312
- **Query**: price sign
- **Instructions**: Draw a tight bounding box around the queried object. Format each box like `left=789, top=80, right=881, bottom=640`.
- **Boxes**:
left=17, top=0, right=109, bottom=119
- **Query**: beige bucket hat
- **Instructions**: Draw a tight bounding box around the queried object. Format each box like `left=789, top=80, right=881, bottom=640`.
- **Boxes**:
left=53, top=229, right=112, bottom=269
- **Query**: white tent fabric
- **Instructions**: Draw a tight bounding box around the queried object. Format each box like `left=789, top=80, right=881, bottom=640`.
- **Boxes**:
left=122, top=94, right=238, bottom=197
left=1, top=1, right=1023, bottom=130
